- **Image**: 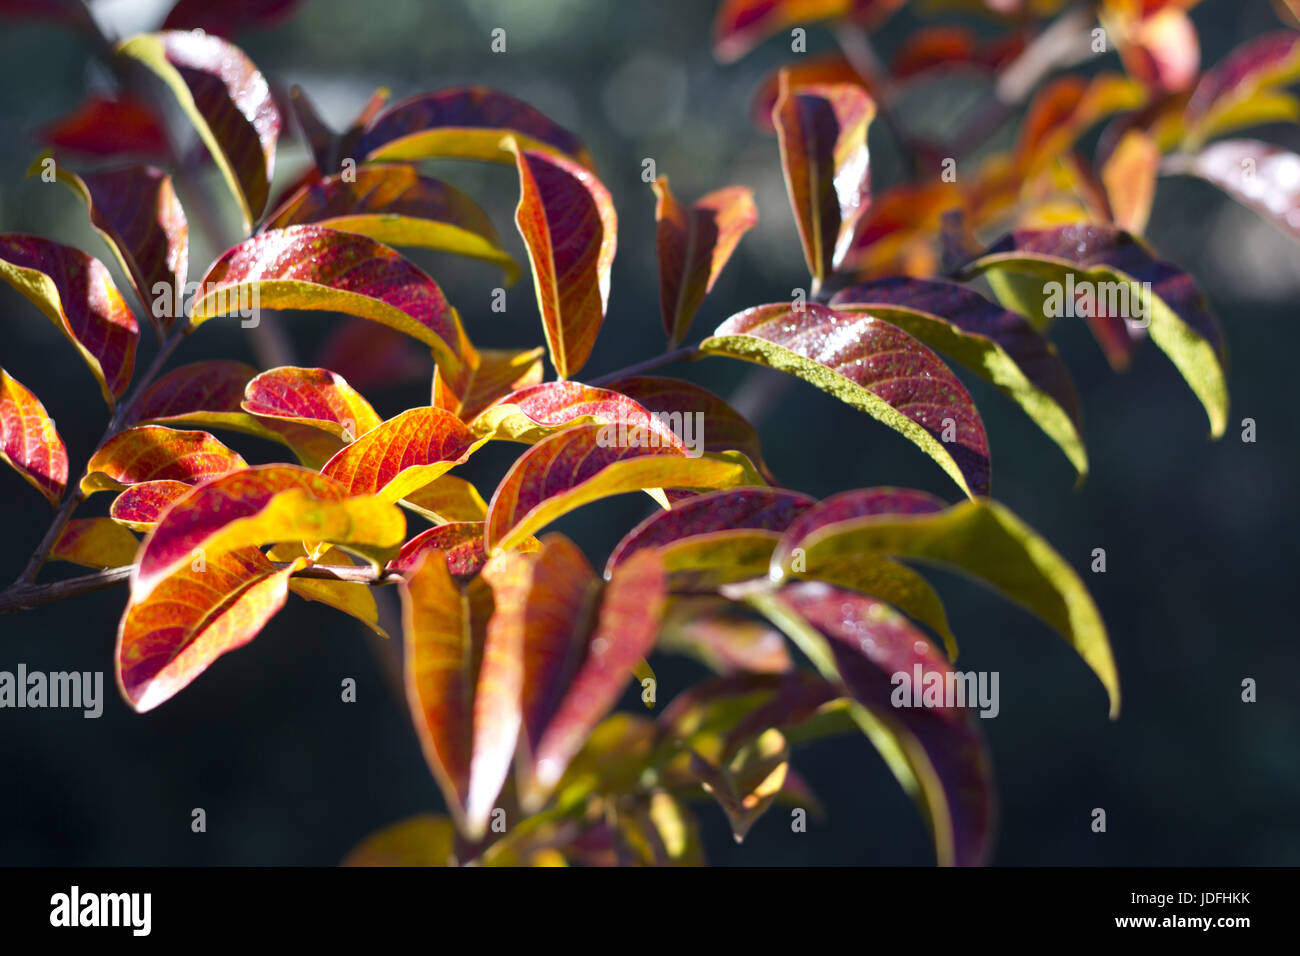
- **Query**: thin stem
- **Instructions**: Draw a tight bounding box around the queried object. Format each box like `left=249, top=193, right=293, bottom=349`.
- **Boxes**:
left=0, top=561, right=405, bottom=615
left=14, top=323, right=192, bottom=587
left=587, top=345, right=699, bottom=387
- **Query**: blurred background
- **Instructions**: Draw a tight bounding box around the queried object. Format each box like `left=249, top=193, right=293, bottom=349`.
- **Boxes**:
left=0, top=0, right=1296, bottom=865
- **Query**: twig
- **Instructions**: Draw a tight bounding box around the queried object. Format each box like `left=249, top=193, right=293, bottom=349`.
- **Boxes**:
left=0, top=561, right=405, bottom=614
left=587, top=344, right=700, bottom=387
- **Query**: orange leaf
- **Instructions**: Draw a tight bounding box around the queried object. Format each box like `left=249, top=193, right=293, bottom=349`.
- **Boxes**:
left=51, top=517, right=138, bottom=568
left=0, top=368, right=67, bottom=505
left=82, top=426, right=246, bottom=494
left=242, top=366, right=382, bottom=441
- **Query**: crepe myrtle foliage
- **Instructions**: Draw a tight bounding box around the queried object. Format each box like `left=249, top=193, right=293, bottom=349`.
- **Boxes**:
left=0, top=0, right=1287, bottom=865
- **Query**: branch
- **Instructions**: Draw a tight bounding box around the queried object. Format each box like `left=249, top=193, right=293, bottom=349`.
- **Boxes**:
left=587, top=344, right=700, bottom=387
left=0, top=561, right=405, bottom=614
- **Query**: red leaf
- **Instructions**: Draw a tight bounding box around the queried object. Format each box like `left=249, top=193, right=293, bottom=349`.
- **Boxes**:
left=39, top=95, right=169, bottom=160
left=82, top=426, right=246, bottom=493
left=652, top=177, right=757, bottom=346
left=109, top=480, right=191, bottom=531
left=0, top=368, right=67, bottom=505
left=712, top=0, right=904, bottom=64
left=242, top=366, right=382, bottom=441
left=389, top=523, right=488, bottom=579
left=162, top=0, right=306, bottom=36
left=510, top=142, right=618, bottom=380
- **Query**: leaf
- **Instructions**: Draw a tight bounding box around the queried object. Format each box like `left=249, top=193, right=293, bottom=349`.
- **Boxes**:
left=43, top=161, right=188, bottom=330
left=768, top=486, right=957, bottom=655
left=690, top=728, right=789, bottom=842
left=712, top=0, right=904, bottom=63
left=129, top=359, right=346, bottom=467
left=342, top=814, right=456, bottom=867
left=109, top=480, right=191, bottom=531
left=132, top=464, right=407, bottom=600
left=752, top=583, right=995, bottom=866
left=400, top=475, right=488, bottom=524
left=357, top=87, right=592, bottom=167
left=608, top=487, right=815, bottom=569
left=602, top=375, right=776, bottom=480
left=1100, top=129, right=1160, bottom=234
left=1179, top=139, right=1300, bottom=243
left=433, top=346, right=546, bottom=422
left=701, top=302, right=990, bottom=498
left=962, top=224, right=1228, bottom=436
left=0, top=368, right=67, bottom=505
left=652, top=176, right=757, bottom=346
left=161, top=0, right=305, bottom=36
left=471, top=381, right=681, bottom=446
left=751, top=52, right=875, bottom=132
left=118, top=31, right=281, bottom=229
left=51, top=517, right=137, bottom=569
left=39, top=94, right=169, bottom=160
left=242, top=366, right=382, bottom=441
left=117, top=546, right=302, bottom=711
left=0, top=235, right=138, bottom=403
left=659, top=597, right=794, bottom=674
left=1109, top=5, right=1199, bottom=94
left=82, top=426, right=246, bottom=494
left=484, top=424, right=752, bottom=552
left=191, top=226, right=475, bottom=394
left=772, top=75, right=875, bottom=286
left=830, top=277, right=1086, bottom=477
left=262, top=164, right=519, bottom=281
left=313, top=317, right=429, bottom=392
left=399, top=551, right=494, bottom=831
left=1015, top=74, right=1147, bottom=179
left=390, top=522, right=489, bottom=578
left=268, top=542, right=385, bottom=637
left=1184, top=31, right=1300, bottom=147
left=319, top=407, right=489, bottom=504
left=771, top=494, right=1120, bottom=717
left=509, top=141, right=618, bottom=380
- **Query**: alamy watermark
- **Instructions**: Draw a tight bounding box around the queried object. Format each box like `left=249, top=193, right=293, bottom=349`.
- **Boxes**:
left=1042, top=273, right=1151, bottom=330
left=151, top=279, right=261, bottom=328
left=0, top=664, right=103, bottom=718
left=595, top=408, right=705, bottom=457
left=891, top=664, right=1000, bottom=719
left=50, top=886, right=151, bottom=936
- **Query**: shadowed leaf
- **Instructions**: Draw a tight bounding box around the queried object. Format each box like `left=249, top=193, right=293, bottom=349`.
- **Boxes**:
left=263, top=164, right=519, bottom=281
left=652, top=176, right=757, bottom=346
left=51, top=517, right=137, bottom=568
left=0, top=235, right=138, bottom=403
left=1184, top=31, right=1300, bottom=146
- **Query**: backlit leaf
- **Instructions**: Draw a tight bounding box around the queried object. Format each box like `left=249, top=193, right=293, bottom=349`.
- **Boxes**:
left=433, top=346, right=546, bottom=422
left=771, top=494, right=1120, bottom=716
left=118, top=30, right=281, bottom=229
left=319, top=406, right=489, bottom=504
left=132, top=464, right=406, bottom=600
left=689, top=728, right=789, bottom=841
left=82, top=426, right=246, bottom=494
left=0, top=235, right=138, bottom=403
left=830, top=277, right=1086, bottom=476
left=51, top=517, right=138, bottom=569
left=773, top=75, right=875, bottom=286
left=750, top=52, right=875, bottom=132
left=117, top=547, right=301, bottom=711
left=472, top=381, right=680, bottom=447
left=652, top=176, right=757, bottom=346
left=358, top=87, right=592, bottom=167
left=263, top=164, right=519, bottom=281
left=39, top=94, right=168, bottom=160
left=268, top=542, right=385, bottom=637
left=1100, top=129, right=1160, bottom=233
left=701, top=302, right=990, bottom=497
left=400, top=475, right=489, bottom=525
left=399, top=551, right=494, bottom=831
left=242, top=366, right=382, bottom=441
left=390, top=522, right=489, bottom=578
left=1179, top=139, right=1300, bottom=242
left=342, top=814, right=455, bottom=867
left=191, top=226, right=475, bottom=394
left=509, top=140, right=617, bottom=380
left=712, top=0, right=904, bottom=63
left=1184, top=31, right=1300, bottom=147
left=109, top=480, right=191, bottom=531
left=0, top=368, right=67, bottom=505
left=485, top=424, right=752, bottom=552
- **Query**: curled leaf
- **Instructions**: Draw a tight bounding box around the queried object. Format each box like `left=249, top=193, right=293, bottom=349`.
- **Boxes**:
left=118, top=30, right=281, bottom=229
left=509, top=141, right=617, bottom=380
left=0, top=235, right=138, bottom=403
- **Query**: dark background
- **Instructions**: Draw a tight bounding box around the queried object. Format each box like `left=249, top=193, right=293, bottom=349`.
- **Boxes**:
left=0, top=0, right=1296, bottom=865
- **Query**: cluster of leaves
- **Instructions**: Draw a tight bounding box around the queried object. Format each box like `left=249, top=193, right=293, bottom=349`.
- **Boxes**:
left=0, top=0, right=1288, bottom=865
